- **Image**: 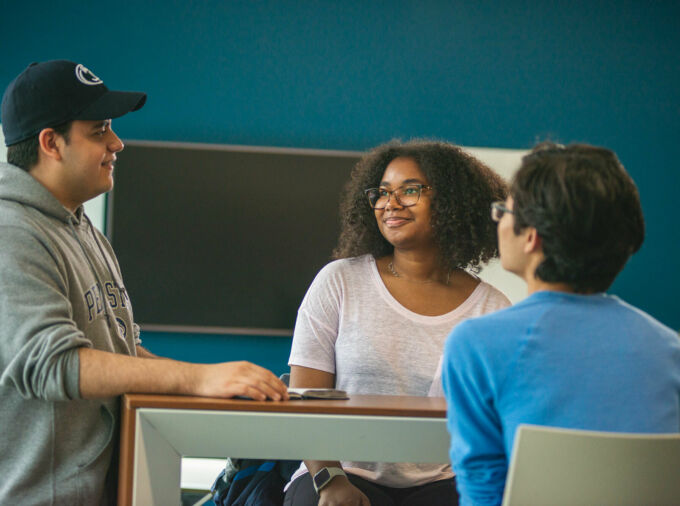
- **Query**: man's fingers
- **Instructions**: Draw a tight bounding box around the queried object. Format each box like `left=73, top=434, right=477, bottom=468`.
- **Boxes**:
left=244, top=376, right=288, bottom=401
left=237, top=364, right=289, bottom=400
left=240, top=385, right=268, bottom=401
left=195, top=361, right=289, bottom=400
left=223, top=375, right=287, bottom=401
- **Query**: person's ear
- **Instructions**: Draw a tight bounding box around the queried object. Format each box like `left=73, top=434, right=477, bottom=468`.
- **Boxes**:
left=523, top=226, right=542, bottom=254
left=37, top=128, right=65, bottom=162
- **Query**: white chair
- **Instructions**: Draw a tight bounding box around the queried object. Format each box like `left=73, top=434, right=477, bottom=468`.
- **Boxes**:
left=502, top=424, right=680, bottom=506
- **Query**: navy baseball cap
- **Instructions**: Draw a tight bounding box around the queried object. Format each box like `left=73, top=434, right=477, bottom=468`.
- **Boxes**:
left=1, top=60, right=146, bottom=146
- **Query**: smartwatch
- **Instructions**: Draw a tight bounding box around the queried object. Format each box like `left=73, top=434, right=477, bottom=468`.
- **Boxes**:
left=312, top=466, right=346, bottom=494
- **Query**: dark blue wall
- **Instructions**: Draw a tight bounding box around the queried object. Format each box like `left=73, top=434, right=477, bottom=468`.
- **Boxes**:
left=3, top=1, right=678, bottom=370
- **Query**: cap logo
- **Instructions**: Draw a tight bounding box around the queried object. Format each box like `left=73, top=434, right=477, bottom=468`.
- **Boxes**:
left=75, top=64, right=103, bottom=86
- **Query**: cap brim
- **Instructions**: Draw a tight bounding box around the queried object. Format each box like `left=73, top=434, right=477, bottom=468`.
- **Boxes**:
left=75, top=90, right=147, bottom=121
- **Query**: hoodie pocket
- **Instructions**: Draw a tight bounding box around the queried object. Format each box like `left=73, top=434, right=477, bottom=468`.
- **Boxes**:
left=76, top=403, right=116, bottom=503
left=78, top=403, right=115, bottom=469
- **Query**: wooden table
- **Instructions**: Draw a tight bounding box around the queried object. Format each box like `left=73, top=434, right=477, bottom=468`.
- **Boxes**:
left=118, top=393, right=449, bottom=505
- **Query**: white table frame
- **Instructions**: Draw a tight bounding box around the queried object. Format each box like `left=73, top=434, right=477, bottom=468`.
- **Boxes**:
left=119, top=395, right=449, bottom=506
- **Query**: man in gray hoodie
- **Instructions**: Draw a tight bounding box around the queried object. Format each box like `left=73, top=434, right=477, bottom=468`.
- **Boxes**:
left=0, top=60, right=288, bottom=505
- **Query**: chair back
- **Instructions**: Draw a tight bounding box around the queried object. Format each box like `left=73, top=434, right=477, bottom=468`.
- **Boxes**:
left=502, top=424, right=680, bottom=506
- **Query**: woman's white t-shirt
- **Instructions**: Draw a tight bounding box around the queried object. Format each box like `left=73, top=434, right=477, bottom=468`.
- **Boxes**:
left=287, top=254, right=510, bottom=488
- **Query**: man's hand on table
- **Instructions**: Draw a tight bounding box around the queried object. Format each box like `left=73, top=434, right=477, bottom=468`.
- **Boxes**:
left=189, top=361, right=289, bottom=401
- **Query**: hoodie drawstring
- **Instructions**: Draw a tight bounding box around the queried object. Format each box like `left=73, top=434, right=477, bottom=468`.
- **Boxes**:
left=67, top=215, right=124, bottom=340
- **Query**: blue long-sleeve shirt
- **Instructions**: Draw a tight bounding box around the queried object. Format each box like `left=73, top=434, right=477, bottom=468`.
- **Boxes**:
left=442, top=291, right=680, bottom=506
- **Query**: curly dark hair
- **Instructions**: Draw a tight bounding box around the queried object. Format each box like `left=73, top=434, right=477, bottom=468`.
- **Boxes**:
left=332, top=139, right=508, bottom=270
left=512, top=142, right=645, bottom=293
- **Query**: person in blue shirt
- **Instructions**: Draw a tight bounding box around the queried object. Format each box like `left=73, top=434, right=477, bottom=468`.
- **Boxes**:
left=441, top=142, right=680, bottom=506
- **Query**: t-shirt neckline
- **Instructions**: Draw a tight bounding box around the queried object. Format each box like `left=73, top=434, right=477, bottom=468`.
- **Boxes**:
left=366, top=255, right=487, bottom=324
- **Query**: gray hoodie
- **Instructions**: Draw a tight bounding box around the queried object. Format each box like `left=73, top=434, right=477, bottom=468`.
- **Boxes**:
left=0, top=161, right=139, bottom=504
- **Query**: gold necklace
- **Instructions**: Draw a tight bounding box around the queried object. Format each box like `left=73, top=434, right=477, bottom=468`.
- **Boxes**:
left=387, top=260, right=451, bottom=285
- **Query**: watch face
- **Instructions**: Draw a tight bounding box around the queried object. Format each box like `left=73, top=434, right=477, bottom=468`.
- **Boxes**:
left=314, top=468, right=331, bottom=488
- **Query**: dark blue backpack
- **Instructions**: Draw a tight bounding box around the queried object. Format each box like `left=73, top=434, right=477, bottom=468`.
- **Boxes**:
left=211, top=459, right=300, bottom=506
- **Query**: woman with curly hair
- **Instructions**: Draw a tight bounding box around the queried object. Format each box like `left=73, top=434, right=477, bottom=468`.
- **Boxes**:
left=283, top=140, right=510, bottom=506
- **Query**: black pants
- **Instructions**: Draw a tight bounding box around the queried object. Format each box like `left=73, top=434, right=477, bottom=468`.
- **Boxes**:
left=283, top=472, right=459, bottom=506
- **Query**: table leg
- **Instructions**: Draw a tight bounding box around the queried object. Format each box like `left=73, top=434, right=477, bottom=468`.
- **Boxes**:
left=133, top=410, right=182, bottom=505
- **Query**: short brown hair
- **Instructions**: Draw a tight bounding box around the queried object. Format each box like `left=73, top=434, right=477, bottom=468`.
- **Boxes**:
left=511, top=142, right=645, bottom=292
left=7, top=121, right=73, bottom=171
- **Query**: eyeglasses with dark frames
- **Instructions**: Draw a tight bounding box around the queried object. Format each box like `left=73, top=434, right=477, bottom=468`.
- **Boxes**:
left=364, top=184, right=432, bottom=210
left=491, top=201, right=514, bottom=222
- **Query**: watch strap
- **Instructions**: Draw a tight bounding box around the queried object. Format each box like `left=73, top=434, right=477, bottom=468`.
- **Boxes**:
left=312, top=466, right=346, bottom=493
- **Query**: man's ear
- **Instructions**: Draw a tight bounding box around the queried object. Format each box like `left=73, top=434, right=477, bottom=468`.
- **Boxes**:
left=37, top=128, right=64, bottom=162
left=523, top=226, right=542, bottom=254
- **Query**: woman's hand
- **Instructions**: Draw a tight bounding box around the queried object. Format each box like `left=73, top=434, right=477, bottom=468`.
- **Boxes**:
left=318, top=475, right=370, bottom=506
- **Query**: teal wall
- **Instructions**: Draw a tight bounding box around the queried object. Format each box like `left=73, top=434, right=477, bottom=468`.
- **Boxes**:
left=141, top=332, right=293, bottom=377
left=3, top=1, right=678, bottom=369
